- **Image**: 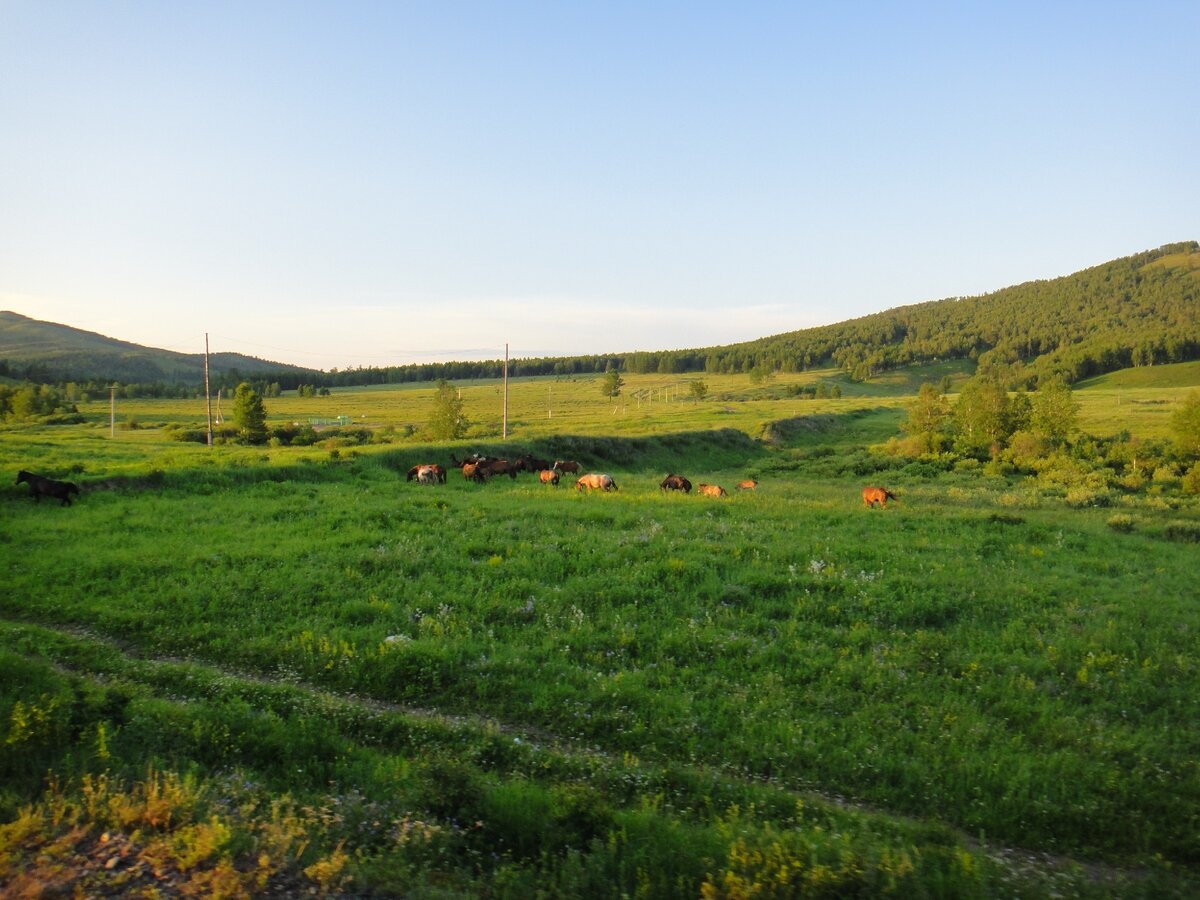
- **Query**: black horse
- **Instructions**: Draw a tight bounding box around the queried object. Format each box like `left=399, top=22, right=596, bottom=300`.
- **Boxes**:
left=660, top=473, right=692, bottom=493
left=17, top=470, right=81, bottom=506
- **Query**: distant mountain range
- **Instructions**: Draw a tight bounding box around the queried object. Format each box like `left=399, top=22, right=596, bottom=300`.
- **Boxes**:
left=3, top=240, right=1198, bottom=388
left=0, top=312, right=314, bottom=385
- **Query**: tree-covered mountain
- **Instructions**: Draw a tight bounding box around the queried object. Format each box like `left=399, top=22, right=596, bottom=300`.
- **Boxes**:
left=4, top=241, right=1197, bottom=390
left=0, top=312, right=315, bottom=387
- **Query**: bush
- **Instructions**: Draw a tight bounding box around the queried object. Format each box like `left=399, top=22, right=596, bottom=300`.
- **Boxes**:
left=1064, top=488, right=1112, bottom=508
left=1106, top=514, right=1135, bottom=533
left=1182, top=464, right=1200, bottom=495
left=1163, top=520, right=1200, bottom=543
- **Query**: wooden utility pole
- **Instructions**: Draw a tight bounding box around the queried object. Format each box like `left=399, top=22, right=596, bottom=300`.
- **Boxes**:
left=109, top=384, right=118, bottom=438
left=502, top=342, right=509, bottom=439
left=204, top=333, right=214, bottom=447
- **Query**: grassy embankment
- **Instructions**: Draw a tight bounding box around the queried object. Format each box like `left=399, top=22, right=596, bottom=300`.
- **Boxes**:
left=1, top=364, right=1197, bottom=897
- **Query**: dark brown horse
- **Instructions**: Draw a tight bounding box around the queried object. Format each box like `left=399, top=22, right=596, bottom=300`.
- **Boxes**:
left=862, top=486, right=898, bottom=508
left=17, top=470, right=81, bottom=506
left=660, top=474, right=692, bottom=493
left=477, top=459, right=519, bottom=480
left=515, top=454, right=552, bottom=473
left=552, top=460, right=580, bottom=475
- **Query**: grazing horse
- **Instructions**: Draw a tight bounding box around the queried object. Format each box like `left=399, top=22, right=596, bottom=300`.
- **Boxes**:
left=462, top=463, right=485, bottom=483
left=16, top=470, right=81, bottom=506
left=576, top=473, right=617, bottom=492
left=515, top=454, right=552, bottom=473
left=477, top=459, right=519, bottom=480
left=552, top=460, right=580, bottom=475
left=407, top=464, right=447, bottom=483
left=660, top=474, right=692, bottom=493
left=696, top=483, right=728, bottom=498
left=416, top=466, right=439, bottom=486
left=538, top=469, right=560, bottom=486
left=862, top=486, right=898, bottom=508
left=735, top=479, right=758, bottom=491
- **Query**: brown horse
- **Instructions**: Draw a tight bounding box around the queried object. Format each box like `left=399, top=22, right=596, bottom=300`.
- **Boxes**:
left=552, top=460, right=580, bottom=475
left=862, top=486, right=898, bottom=508
left=16, top=470, right=81, bottom=506
left=660, top=474, right=692, bottom=493
left=696, top=483, right=728, bottom=498
left=538, top=469, right=560, bottom=486
left=735, top=479, right=758, bottom=491
left=462, top=463, right=485, bottom=483
left=576, top=473, right=617, bottom=492
left=477, top=459, right=519, bottom=480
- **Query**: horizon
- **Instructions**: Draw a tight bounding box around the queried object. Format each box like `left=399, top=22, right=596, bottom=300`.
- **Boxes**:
left=3, top=3, right=1198, bottom=370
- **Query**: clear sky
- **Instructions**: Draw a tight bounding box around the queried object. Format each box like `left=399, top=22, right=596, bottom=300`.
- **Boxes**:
left=2, top=2, right=1197, bottom=371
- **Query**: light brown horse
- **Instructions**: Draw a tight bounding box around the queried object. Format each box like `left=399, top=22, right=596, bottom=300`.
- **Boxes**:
left=538, top=469, right=560, bottom=486
left=575, top=473, right=617, bottom=492
left=696, top=483, right=728, bottom=498
left=862, top=486, right=898, bottom=508
left=407, top=464, right=446, bottom=483
left=735, top=479, right=758, bottom=491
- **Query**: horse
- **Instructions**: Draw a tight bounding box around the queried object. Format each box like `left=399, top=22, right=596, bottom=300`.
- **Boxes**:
left=576, top=473, right=617, bottom=492
left=660, top=474, right=692, bottom=493
left=552, top=460, right=581, bottom=475
left=462, top=462, right=485, bottom=483
left=477, top=459, right=519, bottom=480
left=416, top=466, right=439, bottom=486
left=696, top=483, right=728, bottom=498
left=516, top=454, right=552, bottom=473
left=538, top=469, right=560, bottom=486
left=16, top=470, right=81, bottom=506
left=735, top=479, right=758, bottom=491
left=862, top=486, right=898, bottom=508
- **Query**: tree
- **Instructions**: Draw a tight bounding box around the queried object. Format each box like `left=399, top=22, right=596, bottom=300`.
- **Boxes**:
left=428, top=379, right=468, bottom=440
left=903, top=383, right=949, bottom=454
left=689, top=380, right=709, bottom=402
left=601, top=368, right=624, bottom=398
left=953, top=377, right=1015, bottom=457
left=232, top=382, right=268, bottom=444
left=1030, top=377, right=1079, bottom=447
left=1172, top=390, right=1200, bottom=458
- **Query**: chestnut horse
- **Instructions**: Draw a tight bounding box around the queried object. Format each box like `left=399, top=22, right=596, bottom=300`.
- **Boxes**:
left=407, top=464, right=446, bottom=483
left=862, top=487, right=898, bottom=508
left=735, top=479, right=758, bottom=491
left=576, top=473, right=617, bottom=492
left=660, top=474, right=692, bottom=493
left=538, top=469, right=560, bottom=486
left=696, top=483, right=728, bottom=498
left=553, top=460, right=580, bottom=475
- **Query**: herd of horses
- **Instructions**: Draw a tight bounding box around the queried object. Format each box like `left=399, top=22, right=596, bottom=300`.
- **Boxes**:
left=14, top=458, right=898, bottom=509
left=399, top=454, right=899, bottom=507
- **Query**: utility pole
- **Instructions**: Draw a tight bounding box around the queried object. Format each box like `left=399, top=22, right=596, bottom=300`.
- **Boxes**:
left=204, top=333, right=214, bottom=447
left=109, top=384, right=118, bottom=438
left=502, top=342, right=509, bottom=439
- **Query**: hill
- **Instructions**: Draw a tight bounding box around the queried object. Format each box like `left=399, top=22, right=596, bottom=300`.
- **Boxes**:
left=0, top=312, right=314, bottom=386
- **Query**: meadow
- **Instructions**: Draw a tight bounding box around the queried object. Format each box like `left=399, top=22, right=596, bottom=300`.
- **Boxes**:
left=1, top=365, right=1198, bottom=897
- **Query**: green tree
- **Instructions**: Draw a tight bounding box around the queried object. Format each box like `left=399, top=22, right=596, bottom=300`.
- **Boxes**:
left=601, top=368, right=624, bottom=398
left=903, top=383, right=950, bottom=454
left=689, top=380, right=709, bottom=402
left=1172, top=390, right=1200, bottom=458
left=427, top=379, right=468, bottom=440
left=233, top=382, right=268, bottom=444
left=953, top=378, right=1015, bottom=457
left=1030, top=377, right=1079, bottom=447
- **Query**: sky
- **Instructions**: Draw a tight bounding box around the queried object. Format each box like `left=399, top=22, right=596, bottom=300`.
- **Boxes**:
left=2, top=2, right=1197, bottom=371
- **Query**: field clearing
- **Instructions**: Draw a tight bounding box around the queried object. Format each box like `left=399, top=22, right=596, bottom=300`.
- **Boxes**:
left=2, top=366, right=1199, bottom=896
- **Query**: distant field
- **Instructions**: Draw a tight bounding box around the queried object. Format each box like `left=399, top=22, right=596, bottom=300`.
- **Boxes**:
left=2, top=364, right=1198, bottom=897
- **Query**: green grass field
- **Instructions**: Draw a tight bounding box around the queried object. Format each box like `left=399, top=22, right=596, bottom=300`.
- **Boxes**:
left=2, top=367, right=1198, bottom=897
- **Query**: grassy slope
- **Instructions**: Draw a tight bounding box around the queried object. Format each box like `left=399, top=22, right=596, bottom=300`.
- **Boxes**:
left=1, top=366, right=1198, bottom=897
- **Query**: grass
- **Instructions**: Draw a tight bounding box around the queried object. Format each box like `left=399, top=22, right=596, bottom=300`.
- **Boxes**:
left=2, top=366, right=1199, bottom=897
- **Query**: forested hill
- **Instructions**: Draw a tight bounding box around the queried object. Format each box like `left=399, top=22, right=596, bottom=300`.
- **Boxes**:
left=696, top=240, right=1199, bottom=384
left=4, top=242, right=1197, bottom=390
left=0, top=312, right=314, bottom=387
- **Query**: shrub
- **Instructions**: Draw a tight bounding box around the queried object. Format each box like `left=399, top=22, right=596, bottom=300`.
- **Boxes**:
left=1106, top=514, right=1135, bottom=533
left=1064, top=488, right=1112, bottom=508
left=1163, top=520, right=1200, bottom=543
left=1182, top=464, right=1200, bottom=495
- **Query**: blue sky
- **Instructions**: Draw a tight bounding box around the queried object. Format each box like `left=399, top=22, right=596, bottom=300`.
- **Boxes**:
left=2, top=2, right=1196, bottom=370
